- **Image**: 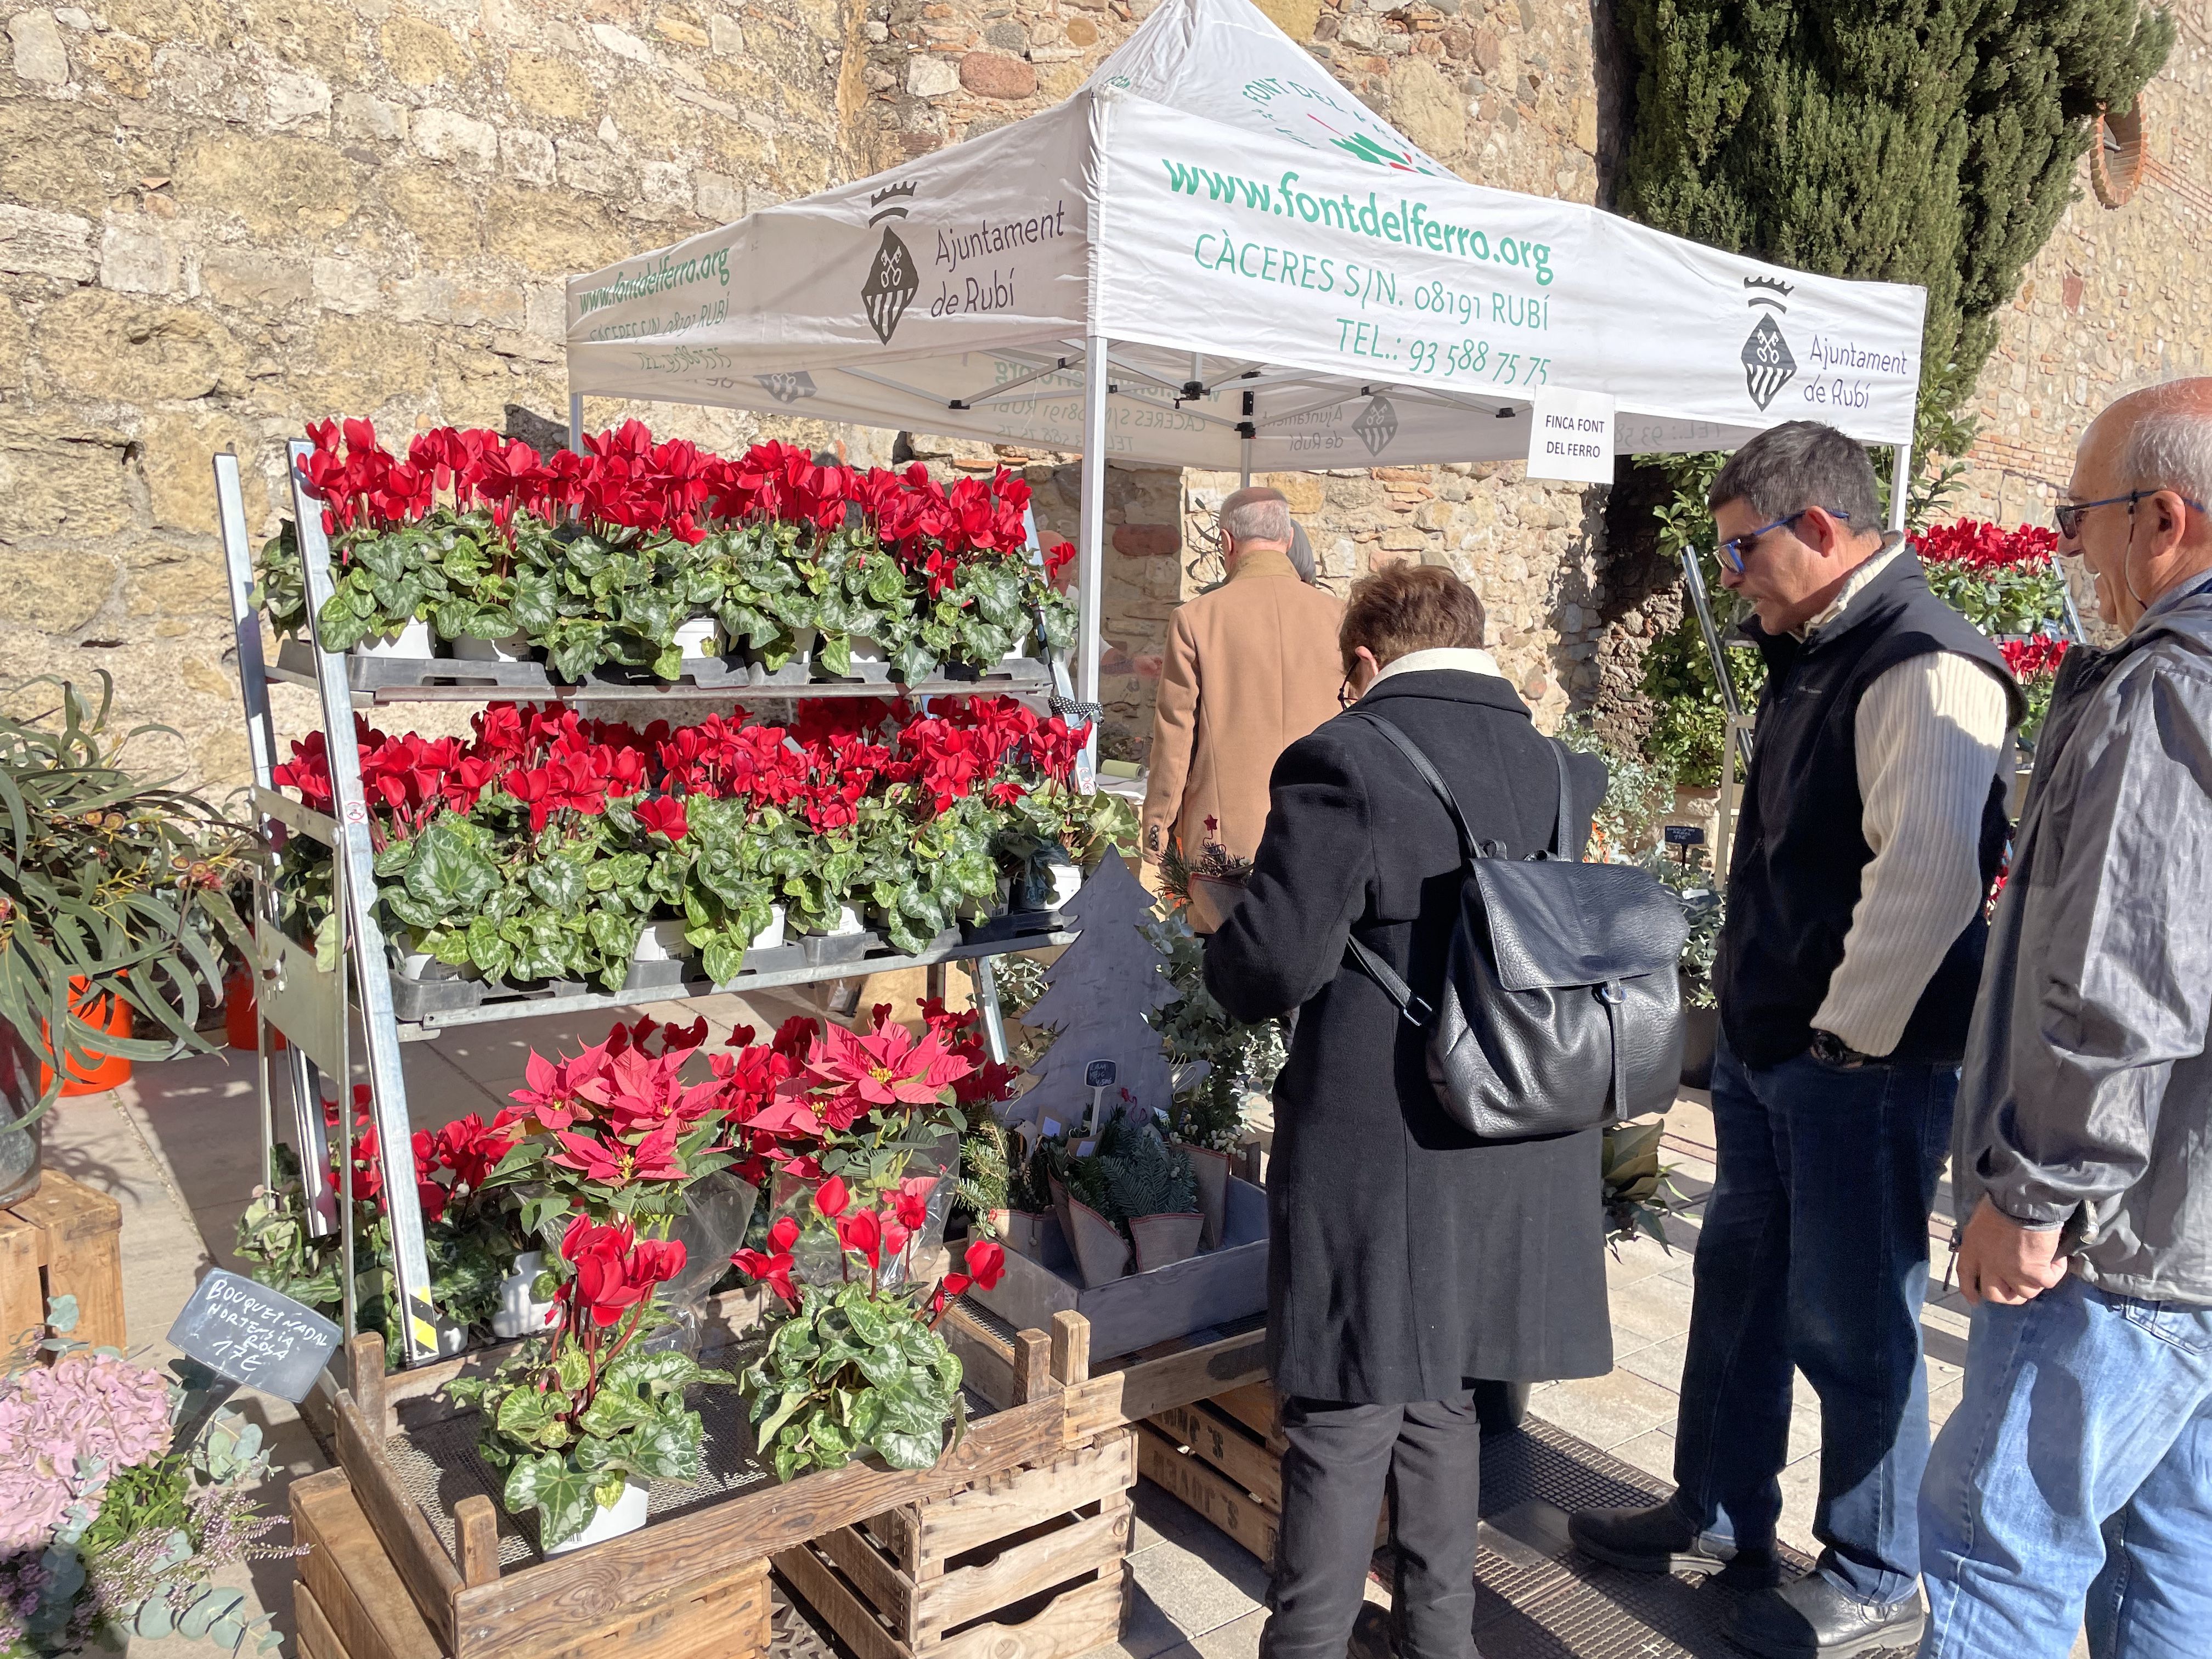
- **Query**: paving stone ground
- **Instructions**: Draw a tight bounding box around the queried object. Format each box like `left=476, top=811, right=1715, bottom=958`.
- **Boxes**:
left=58, top=1037, right=2054, bottom=1658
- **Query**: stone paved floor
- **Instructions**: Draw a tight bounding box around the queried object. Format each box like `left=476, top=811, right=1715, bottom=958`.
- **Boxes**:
left=53, top=1042, right=2042, bottom=1658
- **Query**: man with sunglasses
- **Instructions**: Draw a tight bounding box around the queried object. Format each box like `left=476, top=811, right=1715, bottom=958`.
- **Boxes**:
left=1919, top=379, right=2212, bottom=1658
left=1571, top=421, right=2022, bottom=1657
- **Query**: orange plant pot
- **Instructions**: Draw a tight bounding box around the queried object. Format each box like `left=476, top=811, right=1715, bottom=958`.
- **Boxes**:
left=224, top=969, right=283, bottom=1053
left=38, top=977, right=134, bottom=1097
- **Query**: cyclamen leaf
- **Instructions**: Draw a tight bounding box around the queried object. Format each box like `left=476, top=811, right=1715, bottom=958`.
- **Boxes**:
left=577, top=1386, right=656, bottom=1438
left=874, top=1427, right=943, bottom=1471
left=605, top=1348, right=710, bottom=1395
left=466, top=916, right=515, bottom=979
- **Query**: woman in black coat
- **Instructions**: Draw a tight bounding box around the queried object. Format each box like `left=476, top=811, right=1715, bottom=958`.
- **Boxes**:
left=1204, top=565, right=1611, bottom=1659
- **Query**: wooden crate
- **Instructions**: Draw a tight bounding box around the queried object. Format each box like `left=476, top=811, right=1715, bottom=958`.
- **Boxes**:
left=940, top=1300, right=1267, bottom=1426
left=0, top=1169, right=126, bottom=1352
left=291, top=1463, right=772, bottom=1659
left=326, top=1312, right=1123, bottom=1659
left=1137, top=1385, right=1387, bottom=1567
left=775, top=1427, right=1135, bottom=1659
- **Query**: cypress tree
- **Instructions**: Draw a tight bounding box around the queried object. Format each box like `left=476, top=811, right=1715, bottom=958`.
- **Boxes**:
left=1616, top=0, right=2172, bottom=441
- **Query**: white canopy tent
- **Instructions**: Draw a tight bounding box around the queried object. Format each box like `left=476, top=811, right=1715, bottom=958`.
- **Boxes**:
left=565, top=0, right=1929, bottom=727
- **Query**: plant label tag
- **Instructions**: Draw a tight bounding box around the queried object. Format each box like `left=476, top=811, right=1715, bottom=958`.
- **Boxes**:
left=1664, top=825, right=1706, bottom=847
left=167, top=1268, right=340, bottom=1402
left=1075, top=1139, right=1096, bottom=1158
left=1085, top=1060, right=1118, bottom=1087
left=1041, top=1116, right=1063, bottom=1139
left=1526, top=388, right=1616, bottom=483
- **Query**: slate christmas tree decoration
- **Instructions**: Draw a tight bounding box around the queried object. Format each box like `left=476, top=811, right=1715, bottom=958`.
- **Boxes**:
left=1005, top=848, right=1178, bottom=1135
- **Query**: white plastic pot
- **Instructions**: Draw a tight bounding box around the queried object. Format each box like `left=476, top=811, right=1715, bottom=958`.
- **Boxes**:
left=811, top=904, right=864, bottom=939
left=544, top=1478, right=649, bottom=1555
left=355, top=619, right=435, bottom=658
left=631, top=919, right=692, bottom=963
left=490, top=1252, right=557, bottom=1341
left=1048, top=861, right=1085, bottom=909
left=394, top=940, right=466, bottom=982
left=674, top=617, right=719, bottom=659
left=751, top=904, right=787, bottom=950
left=450, top=633, right=531, bottom=662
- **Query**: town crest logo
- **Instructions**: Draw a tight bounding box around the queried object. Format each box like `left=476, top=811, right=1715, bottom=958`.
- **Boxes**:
left=862, top=182, right=919, bottom=345
left=1740, top=277, right=1797, bottom=411
left=1353, top=393, right=1399, bottom=457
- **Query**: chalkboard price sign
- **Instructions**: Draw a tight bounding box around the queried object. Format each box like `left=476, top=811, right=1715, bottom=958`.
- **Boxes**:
left=166, top=1269, right=341, bottom=1402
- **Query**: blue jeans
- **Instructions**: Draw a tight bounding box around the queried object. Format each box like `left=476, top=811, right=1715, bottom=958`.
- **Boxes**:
left=1671, top=1030, right=1954, bottom=1604
left=1919, top=1274, right=2212, bottom=1659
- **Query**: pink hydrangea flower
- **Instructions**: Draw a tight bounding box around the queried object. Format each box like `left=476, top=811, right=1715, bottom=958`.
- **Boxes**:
left=0, top=1352, right=174, bottom=1550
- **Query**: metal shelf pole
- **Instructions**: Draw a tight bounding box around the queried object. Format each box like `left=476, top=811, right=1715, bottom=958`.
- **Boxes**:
left=213, top=454, right=337, bottom=1233
left=286, top=439, right=447, bottom=1365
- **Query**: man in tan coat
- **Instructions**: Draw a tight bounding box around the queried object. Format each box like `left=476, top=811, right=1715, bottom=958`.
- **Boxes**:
left=1142, top=487, right=1345, bottom=873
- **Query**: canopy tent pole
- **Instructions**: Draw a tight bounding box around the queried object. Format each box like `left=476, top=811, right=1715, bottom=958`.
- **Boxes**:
left=568, top=393, right=583, bottom=455
left=1076, top=335, right=1109, bottom=768
left=1888, top=438, right=1912, bottom=533
left=1239, top=437, right=1252, bottom=488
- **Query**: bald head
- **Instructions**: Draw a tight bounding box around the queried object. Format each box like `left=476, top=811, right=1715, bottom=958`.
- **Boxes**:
left=2067, top=377, right=2212, bottom=631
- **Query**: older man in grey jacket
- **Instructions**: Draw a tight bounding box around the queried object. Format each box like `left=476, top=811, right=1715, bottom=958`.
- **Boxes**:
left=1920, top=377, right=2212, bottom=1659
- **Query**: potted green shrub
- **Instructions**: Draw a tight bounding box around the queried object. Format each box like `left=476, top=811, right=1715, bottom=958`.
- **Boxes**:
left=0, top=675, right=259, bottom=1203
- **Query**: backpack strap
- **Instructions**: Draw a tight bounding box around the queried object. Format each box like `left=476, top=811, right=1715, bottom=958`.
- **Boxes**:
left=1335, top=710, right=1469, bottom=1027
left=1335, top=710, right=1579, bottom=1024
left=1547, top=740, right=1575, bottom=858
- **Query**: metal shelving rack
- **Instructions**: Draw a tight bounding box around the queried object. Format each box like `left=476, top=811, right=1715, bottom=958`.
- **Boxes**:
left=215, top=442, right=1073, bottom=1366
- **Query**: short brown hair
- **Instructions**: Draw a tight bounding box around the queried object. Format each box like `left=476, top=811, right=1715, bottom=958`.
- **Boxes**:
left=1339, top=563, right=1486, bottom=673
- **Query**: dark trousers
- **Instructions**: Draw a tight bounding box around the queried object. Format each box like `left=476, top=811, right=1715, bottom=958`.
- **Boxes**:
left=1671, top=1029, right=1954, bottom=1605
left=1259, top=1393, right=1483, bottom=1659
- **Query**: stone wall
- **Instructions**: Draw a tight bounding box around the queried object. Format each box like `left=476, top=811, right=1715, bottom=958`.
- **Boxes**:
left=31, top=0, right=2181, bottom=793
left=0, top=0, right=872, bottom=786
left=1950, top=3, right=2212, bottom=533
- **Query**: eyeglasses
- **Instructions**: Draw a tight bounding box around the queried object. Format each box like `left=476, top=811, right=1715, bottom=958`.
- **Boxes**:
left=1715, top=507, right=1849, bottom=574
left=1337, top=674, right=1356, bottom=710
left=2054, top=489, right=2211, bottom=540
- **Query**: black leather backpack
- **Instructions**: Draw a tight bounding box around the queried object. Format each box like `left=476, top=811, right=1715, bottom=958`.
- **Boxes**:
left=1340, top=713, right=1687, bottom=1139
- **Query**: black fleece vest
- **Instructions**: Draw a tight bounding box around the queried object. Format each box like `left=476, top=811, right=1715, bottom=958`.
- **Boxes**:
left=1717, top=550, right=2019, bottom=1069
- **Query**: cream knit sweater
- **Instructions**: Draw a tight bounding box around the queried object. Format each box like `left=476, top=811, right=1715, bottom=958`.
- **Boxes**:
left=1797, top=543, right=2012, bottom=1056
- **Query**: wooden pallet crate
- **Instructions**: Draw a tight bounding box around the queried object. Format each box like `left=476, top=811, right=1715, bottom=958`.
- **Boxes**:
left=291, top=1463, right=775, bottom=1659
left=0, top=1169, right=126, bottom=1352
left=1136, top=1385, right=1388, bottom=1567
left=940, top=1300, right=1267, bottom=1426
left=775, top=1426, right=1135, bottom=1659
left=324, top=1311, right=1120, bottom=1659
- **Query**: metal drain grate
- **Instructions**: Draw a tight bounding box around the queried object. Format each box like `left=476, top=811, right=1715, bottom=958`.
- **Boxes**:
left=1402, top=1421, right=1917, bottom=1659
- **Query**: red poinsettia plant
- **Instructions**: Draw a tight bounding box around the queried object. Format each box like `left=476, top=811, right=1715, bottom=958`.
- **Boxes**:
left=741, top=1006, right=977, bottom=1290
left=484, top=1015, right=742, bottom=1237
